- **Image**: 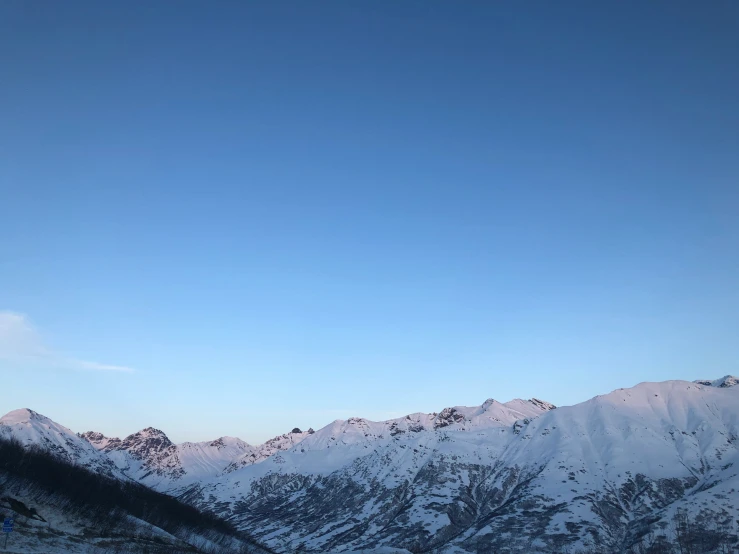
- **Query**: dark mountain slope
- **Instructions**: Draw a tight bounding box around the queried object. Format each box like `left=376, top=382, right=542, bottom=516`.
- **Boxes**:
left=0, top=436, right=274, bottom=554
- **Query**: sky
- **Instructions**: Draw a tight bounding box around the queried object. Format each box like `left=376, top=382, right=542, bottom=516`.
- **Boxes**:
left=1, top=1, right=737, bottom=444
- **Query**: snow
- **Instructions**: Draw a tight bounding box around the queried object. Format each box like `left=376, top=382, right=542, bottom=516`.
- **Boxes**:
left=3, top=375, right=738, bottom=552
left=0, top=409, right=128, bottom=480
left=182, top=377, right=739, bottom=551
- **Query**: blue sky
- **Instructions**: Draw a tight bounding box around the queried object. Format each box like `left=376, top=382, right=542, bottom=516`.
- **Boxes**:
left=1, top=1, right=737, bottom=443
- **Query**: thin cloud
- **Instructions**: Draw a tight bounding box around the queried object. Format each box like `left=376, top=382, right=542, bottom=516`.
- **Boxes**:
left=76, top=360, right=135, bottom=373
left=0, top=311, right=135, bottom=373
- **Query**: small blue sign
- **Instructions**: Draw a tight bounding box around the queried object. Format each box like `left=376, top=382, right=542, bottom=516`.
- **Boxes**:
left=2, top=517, right=13, bottom=533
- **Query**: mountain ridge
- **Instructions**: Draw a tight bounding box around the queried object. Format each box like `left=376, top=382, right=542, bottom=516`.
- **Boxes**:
left=179, top=377, right=739, bottom=552
left=3, top=375, right=738, bottom=553
left=65, top=393, right=561, bottom=489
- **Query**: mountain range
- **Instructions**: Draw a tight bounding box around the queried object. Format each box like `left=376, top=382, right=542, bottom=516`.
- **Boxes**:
left=1, top=376, right=738, bottom=553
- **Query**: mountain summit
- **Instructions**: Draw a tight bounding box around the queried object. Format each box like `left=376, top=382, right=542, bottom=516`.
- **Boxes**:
left=0, top=409, right=126, bottom=479
left=694, top=374, right=739, bottom=388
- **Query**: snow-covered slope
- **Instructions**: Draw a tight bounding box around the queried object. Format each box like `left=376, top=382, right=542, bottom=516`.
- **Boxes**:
left=181, top=378, right=739, bottom=553
left=0, top=409, right=127, bottom=479
left=0, top=437, right=271, bottom=554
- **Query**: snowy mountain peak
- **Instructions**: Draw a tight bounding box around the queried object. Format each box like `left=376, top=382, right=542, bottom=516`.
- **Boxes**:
left=481, top=398, right=496, bottom=410
left=694, top=375, right=738, bottom=388
left=1, top=408, right=75, bottom=437
left=0, top=408, right=46, bottom=425
left=136, top=427, right=171, bottom=440
left=80, top=430, right=106, bottom=442
left=528, top=398, right=556, bottom=411
left=0, top=409, right=127, bottom=479
left=123, top=427, right=172, bottom=446
left=114, top=428, right=175, bottom=460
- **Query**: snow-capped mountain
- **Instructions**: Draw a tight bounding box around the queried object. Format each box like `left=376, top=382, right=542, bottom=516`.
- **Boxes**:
left=180, top=378, right=739, bottom=553
left=80, top=428, right=255, bottom=489
left=0, top=409, right=127, bottom=480
left=3, top=376, right=739, bottom=553
left=82, top=427, right=187, bottom=487
left=69, top=395, right=556, bottom=491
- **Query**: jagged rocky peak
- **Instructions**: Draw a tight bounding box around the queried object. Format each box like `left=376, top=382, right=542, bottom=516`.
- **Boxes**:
left=138, top=426, right=169, bottom=437
left=717, top=375, right=738, bottom=387
left=529, top=398, right=556, bottom=411
left=434, top=407, right=466, bottom=429
left=132, top=427, right=171, bottom=442
left=208, top=436, right=248, bottom=449
left=79, top=430, right=122, bottom=450
left=115, top=427, right=174, bottom=457
left=80, top=427, right=171, bottom=449
left=80, top=431, right=105, bottom=442
left=694, top=375, right=738, bottom=388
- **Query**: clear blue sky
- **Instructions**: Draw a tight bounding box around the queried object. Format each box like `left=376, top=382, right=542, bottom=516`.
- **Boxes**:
left=1, top=1, right=737, bottom=444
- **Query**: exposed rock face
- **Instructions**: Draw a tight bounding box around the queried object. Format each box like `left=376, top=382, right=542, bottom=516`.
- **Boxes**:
left=529, top=397, right=556, bottom=411
left=433, top=407, right=466, bottom=429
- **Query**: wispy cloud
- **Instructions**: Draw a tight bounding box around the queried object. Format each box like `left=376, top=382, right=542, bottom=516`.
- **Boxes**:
left=76, top=361, right=136, bottom=372
left=0, top=311, right=135, bottom=373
